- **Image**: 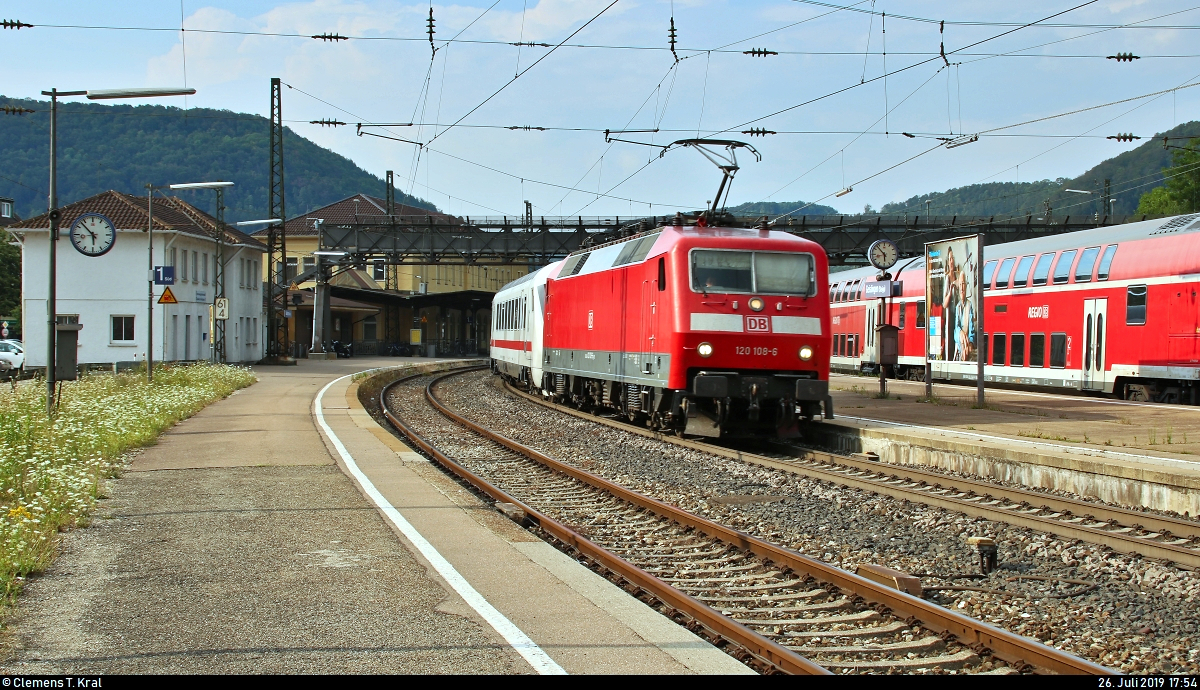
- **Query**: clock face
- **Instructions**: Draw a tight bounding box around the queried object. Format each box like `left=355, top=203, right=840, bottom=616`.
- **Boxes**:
left=868, top=239, right=899, bottom=270
left=69, top=213, right=117, bottom=257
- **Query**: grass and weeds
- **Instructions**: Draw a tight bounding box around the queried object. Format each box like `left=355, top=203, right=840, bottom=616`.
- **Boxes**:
left=0, top=364, right=255, bottom=603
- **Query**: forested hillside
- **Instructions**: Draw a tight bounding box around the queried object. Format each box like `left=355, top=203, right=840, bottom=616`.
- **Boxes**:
left=0, top=96, right=436, bottom=224
left=879, top=121, right=1200, bottom=217
left=727, top=200, right=839, bottom=216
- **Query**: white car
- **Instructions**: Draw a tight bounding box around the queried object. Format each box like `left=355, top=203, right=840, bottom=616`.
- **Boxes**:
left=0, top=340, right=24, bottom=376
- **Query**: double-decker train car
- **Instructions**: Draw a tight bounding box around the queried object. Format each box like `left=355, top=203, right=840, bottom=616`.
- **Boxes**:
left=828, top=213, right=1200, bottom=403
left=491, top=219, right=833, bottom=437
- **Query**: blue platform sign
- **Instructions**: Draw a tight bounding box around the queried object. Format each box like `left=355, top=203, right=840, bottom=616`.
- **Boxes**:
left=154, top=266, right=176, bottom=285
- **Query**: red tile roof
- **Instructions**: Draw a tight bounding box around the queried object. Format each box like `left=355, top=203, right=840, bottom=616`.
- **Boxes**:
left=8, top=190, right=266, bottom=249
left=260, top=194, right=454, bottom=237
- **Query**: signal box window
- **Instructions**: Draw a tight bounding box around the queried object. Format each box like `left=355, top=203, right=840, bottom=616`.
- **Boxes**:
left=111, top=315, right=135, bottom=343
left=372, top=261, right=386, bottom=281
left=982, top=260, right=997, bottom=289
left=992, top=333, right=1006, bottom=366
left=1050, top=333, right=1068, bottom=368
left=1012, top=256, right=1034, bottom=287
left=1075, top=246, right=1101, bottom=283
left=994, top=258, right=1015, bottom=289
left=916, top=300, right=926, bottom=328
left=1029, top=333, right=1046, bottom=367
left=1097, top=245, right=1118, bottom=280
left=1052, top=250, right=1077, bottom=284
left=1127, top=285, right=1147, bottom=325
left=1011, top=333, right=1025, bottom=366
left=1031, top=253, right=1054, bottom=286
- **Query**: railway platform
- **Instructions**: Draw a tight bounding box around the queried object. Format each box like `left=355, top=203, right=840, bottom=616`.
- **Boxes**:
left=0, top=357, right=747, bottom=675
left=825, top=373, right=1200, bottom=517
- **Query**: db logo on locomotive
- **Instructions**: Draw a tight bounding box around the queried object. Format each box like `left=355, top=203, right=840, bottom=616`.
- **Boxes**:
left=745, top=315, right=770, bottom=332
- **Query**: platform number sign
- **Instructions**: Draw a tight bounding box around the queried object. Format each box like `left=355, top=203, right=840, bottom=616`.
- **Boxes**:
left=214, top=298, right=229, bottom=321
left=745, top=315, right=770, bottom=332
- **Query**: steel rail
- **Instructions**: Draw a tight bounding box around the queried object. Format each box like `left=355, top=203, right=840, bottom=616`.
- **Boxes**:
left=380, top=369, right=828, bottom=675
left=500, top=380, right=1200, bottom=570
left=410, top=369, right=1114, bottom=674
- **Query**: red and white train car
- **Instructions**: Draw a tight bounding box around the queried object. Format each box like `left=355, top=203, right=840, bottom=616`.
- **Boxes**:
left=828, top=213, right=1200, bottom=403
left=492, top=220, right=833, bottom=436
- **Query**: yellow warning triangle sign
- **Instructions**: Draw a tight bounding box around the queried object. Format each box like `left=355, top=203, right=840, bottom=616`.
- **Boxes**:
left=158, top=286, right=178, bottom=304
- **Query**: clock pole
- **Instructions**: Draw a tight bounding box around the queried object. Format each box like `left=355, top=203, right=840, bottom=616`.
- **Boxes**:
left=46, top=89, right=58, bottom=413
left=146, top=185, right=154, bottom=382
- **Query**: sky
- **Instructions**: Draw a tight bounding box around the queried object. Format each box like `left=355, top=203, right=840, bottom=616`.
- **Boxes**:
left=1, top=0, right=1198, bottom=217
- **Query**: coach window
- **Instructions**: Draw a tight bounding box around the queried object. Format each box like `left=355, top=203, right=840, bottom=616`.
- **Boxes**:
left=1050, top=333, right=1067, bottom=368
left=854, top=280, right=863, bottom=300
left=982, top=260, right=997, bottom=289
left=1031, top=253, right=1054, bottom=286
left=851, top=334, right=858, bottom=357
left=1052, top=249, right=1078, bottom=285
left=1029, top=333, right=1046, bottom=367
left=899, top=302, right=906, bottom=329
left=916, top=300, right=926, bottom=328
left=1075, top=246, right=1101, bottom=283
left=992, top=333, right=1007, bottom=366
left=1012, top=256, right=1034, bottom=287
left=1127, top=285, right=1147, bottom=325
left=995, top=258, right=1015, bottom=289
left=1097, top=245, right=1118, bottom=280
left=1011, top=333, right=1025, bottom=366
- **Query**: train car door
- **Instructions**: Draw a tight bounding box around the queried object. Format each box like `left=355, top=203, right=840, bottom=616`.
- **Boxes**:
left=862, top=304, right=878, bottom=367
left=1082, top=298, right=1108, bottom=391
left=640, top=279, right=657, bottom=374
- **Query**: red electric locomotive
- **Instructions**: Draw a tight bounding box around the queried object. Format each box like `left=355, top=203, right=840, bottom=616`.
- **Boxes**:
left=492, top=217, right=833, bottom=437
left=827, top=212, right=1200, bottom=403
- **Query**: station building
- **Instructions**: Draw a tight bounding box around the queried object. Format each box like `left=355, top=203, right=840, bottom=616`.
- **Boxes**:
left=256, top=193, right=530, bottom=357
left=8, top=190, right=267, bottom=370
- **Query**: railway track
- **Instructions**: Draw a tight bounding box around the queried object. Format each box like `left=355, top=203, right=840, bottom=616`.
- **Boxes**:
left=500, top=379, right=1200, bottom=570
left=380, top=367, right=1112, bottom=675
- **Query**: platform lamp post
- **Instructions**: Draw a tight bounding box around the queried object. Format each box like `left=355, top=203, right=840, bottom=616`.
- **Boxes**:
left=169, top=182, right=235, bottom=363
left=42, top=87, right=194, bottom=412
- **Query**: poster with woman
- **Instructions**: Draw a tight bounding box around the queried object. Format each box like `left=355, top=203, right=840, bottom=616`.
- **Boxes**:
left=925, top=235, right=983, bottom=363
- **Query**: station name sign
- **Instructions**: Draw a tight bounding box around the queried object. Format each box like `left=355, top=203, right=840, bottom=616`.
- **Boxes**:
left=863, top=280, right=902, bottom=298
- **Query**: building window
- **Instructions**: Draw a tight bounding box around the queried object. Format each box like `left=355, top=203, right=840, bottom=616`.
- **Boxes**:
left=0, top=201, right=11, bottom=218
left=180, top=251, right=188, bottom=281
left=1127, top=285, right=1147, bottom=325
left=111, top=315, right=135, bottom=343
left=286, top=257, right=298, bottom=282
left=202, top=253, right=209, bottom=284
left=239, top=259, right=245, bottom=287
left=170, top=247, right=177, bottom=270
left=363, top=315, right=378, bottom=341
left=192, top=251, right=199, bottom=283
left=254, top=261, right=260, bottom=289
left=372, top=260, right=386, bottom=281
left=303, top=256, right=315, bottom=272
left=1050, top=333, right=1067, bottom=368
left=1030, top=333, right=1046, bottom=367
left=1011, top=333, right=1025, bottom=366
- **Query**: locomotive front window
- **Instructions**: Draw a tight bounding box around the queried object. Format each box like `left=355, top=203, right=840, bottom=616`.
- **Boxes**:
left=691, top=250, right=814, bottom=296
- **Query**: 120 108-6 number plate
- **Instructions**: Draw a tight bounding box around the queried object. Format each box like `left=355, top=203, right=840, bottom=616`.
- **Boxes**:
left=736, top=346, right=778, bottom=356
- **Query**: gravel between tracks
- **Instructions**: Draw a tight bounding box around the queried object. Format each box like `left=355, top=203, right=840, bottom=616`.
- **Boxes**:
left=414, top=371, right=1200, bottom=674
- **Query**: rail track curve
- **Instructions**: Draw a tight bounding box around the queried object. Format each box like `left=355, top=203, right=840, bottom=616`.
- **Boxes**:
left=379, top=366, right=1113, bottom=675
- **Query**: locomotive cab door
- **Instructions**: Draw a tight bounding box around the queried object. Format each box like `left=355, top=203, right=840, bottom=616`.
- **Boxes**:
left=640, top=279, right=657, bottom=375
left=1082, top=298, right=1108, bottom=391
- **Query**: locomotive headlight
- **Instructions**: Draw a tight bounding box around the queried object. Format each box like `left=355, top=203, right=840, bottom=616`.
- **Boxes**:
left=698, top=342, right=714, bottom=358
left=798, top=345, right=814, bottom=361
left=748, top=297, right=765, bottom=312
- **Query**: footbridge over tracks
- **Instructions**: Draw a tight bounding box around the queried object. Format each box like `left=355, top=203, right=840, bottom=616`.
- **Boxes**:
left=314, top=213, right=1162, bottom=269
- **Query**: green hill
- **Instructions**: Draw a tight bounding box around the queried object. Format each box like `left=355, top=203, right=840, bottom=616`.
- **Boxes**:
left=879, top=121, right=1200, bottom=217
left=0, top=96, right=437, bottom=224
left=727, top=200, right=840, bottom=216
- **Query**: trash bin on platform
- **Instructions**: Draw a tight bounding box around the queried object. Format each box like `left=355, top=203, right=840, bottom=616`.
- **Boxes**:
left=427, top=343, right=437, bottom=358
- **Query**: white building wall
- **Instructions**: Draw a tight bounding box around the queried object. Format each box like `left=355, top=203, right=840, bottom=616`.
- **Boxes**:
left=21, top=227, right=265, bottom=368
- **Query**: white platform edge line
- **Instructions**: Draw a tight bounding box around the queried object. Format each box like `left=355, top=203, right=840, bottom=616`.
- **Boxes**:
left=314, top=374, right=567, bottom=676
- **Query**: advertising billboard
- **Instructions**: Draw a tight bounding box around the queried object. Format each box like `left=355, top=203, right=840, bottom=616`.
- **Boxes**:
left=925, top=235, right=983, bottom=363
